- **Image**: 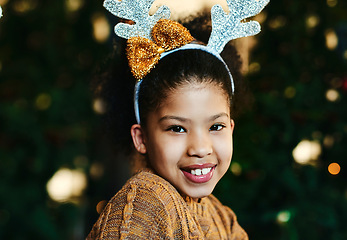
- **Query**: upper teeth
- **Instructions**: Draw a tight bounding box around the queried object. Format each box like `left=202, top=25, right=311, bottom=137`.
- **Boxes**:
left=191, top=167, right=212, bottom=176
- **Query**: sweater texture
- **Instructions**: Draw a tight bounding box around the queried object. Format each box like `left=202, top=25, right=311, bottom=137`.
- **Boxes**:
left=87, top=169, right=248, bottom=239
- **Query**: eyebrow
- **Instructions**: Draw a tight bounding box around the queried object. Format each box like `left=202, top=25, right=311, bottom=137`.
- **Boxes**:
left=158, top=113, right=229, bottom=123
left=159, top=116, right=190, bottom=123
left=209, top=113, right=229, bottom=121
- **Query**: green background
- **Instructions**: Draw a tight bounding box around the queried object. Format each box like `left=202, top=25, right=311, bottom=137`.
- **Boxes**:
left=0, top=0, right=346, bottom=239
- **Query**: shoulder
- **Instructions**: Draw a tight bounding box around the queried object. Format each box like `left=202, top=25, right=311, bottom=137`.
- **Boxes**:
left=87, top=170, right=187, bottom=239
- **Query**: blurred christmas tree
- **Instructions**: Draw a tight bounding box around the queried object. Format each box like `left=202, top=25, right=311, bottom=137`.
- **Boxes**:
left=0, top=0, right=346, bottom=239
left=0, top=1, right=111, bottom=239
left=214, top=0, right=347, bottom=239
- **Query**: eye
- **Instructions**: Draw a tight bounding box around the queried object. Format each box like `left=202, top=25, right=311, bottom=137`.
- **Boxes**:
left=209, top=124, right=225, bottom=131
left=167, top=125, right=186, bottom=133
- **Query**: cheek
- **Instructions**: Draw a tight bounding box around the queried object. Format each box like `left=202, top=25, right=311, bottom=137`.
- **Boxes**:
left=148, top=136, right=184, bottom=167
left=215, top=134, right=233, bottom=162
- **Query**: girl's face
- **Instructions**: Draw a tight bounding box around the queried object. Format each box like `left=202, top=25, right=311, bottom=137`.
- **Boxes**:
left=131, top=83, right=234, bottom=199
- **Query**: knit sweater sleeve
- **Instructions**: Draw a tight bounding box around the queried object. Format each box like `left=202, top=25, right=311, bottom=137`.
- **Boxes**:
left=86, top=183, right=173, bottom=240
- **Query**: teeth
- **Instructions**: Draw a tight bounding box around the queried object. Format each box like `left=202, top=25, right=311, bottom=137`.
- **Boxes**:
left=190, top=167, right=212, bottom=176
left=196, top=169, right=202, bottom=175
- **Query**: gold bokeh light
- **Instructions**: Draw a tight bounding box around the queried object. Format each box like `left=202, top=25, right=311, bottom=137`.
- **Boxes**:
left=306, top=15, right=320, bottom=29
left=325, top=29, right=338, bottom=50
left=66, top=0, right=84, bottom=12
left=326, top=89, right=340, bottom=102
left=13, top=0, right=38, bottom=14
left=93, top=98, right=107, bottom=115
left=92, top=14, right=110, bottom=43
left=230, top=162, right=242, bottom=176
left=328, top=163, right=341, bottom=175
left=35, top=93, right=52, bottom=111
left=326, top=0, right=338, bottom=7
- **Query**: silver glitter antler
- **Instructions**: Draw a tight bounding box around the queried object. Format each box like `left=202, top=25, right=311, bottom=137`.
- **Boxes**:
left=208, top=0, right=270, bottom=53
left=103, top=0, right=171, bottom=40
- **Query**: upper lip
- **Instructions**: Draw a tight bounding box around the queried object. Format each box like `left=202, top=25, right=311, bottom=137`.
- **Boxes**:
left=180, top=163, right=216, bottom=171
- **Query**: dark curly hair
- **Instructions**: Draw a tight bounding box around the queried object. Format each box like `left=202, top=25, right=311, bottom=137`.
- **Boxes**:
left=91, top=12, right=249, bottom=153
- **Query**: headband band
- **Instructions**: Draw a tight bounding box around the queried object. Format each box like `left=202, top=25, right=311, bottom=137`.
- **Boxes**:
left=134, top=43, right=234, bottom=124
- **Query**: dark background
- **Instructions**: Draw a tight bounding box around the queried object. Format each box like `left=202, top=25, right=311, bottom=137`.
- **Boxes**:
left=0, top=0, right=346, bottom=239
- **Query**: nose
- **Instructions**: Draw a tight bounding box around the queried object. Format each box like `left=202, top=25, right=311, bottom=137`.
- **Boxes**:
left=187, top=131, right=213, bottom=158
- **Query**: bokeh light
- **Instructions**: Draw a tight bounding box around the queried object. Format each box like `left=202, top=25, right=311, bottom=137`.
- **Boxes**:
left=46, top=168, right=87, bottom=203
left=268, top=15, right=287, bottom=30
left=89, top=162, right=105, bottom=180
left=284, top=86, right=296, bottom=99
left=330, top=77, right=343, bottom=88
left=92, top=14, right=110, bottom=43
left=328, top=163, right=341, bottom=175
left=326, top=89, right=340, bottom=102
left=249, top=62, right=261, bottom=73
left=277, top=210, right=291, bottom=224
left=96, top=200, right=108, bottom=214
left=306, top=15, right=320, bottom=29
left=326, top=0, right=338, bottom=7
left=35, top=93, right=52, bottom=111
left=325, top=29, right=338, bottom=50
left=293, top=140, right=322, bottom=165
left=323, top=135, right=335, bottom=148
left=13, top=0, right=38, bottom=14
left=65, top=0, right=84, bottom=12
left=230, top=162, right=242, bottom=176
left=93, top=98, right=106, bottom=115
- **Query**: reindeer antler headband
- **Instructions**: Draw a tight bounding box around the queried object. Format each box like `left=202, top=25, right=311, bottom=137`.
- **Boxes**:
left=104, top=0, right=269, bottom=123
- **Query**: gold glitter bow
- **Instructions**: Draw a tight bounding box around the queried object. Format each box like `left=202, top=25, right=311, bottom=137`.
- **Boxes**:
left=126, top=19, right=195, bottom=80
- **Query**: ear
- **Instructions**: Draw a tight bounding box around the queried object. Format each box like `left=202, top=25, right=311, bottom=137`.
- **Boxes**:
left=230, top=119, right=235, bottom=133
left=131, top=124, right=147, bottom=154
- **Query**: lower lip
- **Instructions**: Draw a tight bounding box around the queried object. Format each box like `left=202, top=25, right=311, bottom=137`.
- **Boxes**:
left=182, top=167, right=215, bottom=184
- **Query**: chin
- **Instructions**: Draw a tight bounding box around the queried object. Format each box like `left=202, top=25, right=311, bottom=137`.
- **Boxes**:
left=183, top=187, right=214, bottom=199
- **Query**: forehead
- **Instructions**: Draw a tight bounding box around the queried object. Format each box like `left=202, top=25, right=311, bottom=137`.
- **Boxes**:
left=168, top=81, right=229, bottom=102
left=156, top=82, right=230, bottom=117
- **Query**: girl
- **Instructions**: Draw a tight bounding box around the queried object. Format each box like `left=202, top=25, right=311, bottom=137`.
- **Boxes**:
left=88, top=48, right=247, bottom=239
left=87, top=0, right=268, bottom=239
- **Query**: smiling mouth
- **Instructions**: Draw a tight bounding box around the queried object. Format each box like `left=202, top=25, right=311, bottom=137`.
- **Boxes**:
left=181, top=164, right=216, bottom=183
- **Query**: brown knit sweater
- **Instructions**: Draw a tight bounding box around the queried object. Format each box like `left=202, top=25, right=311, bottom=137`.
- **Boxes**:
left=87, top=169, right=248, bottom=239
